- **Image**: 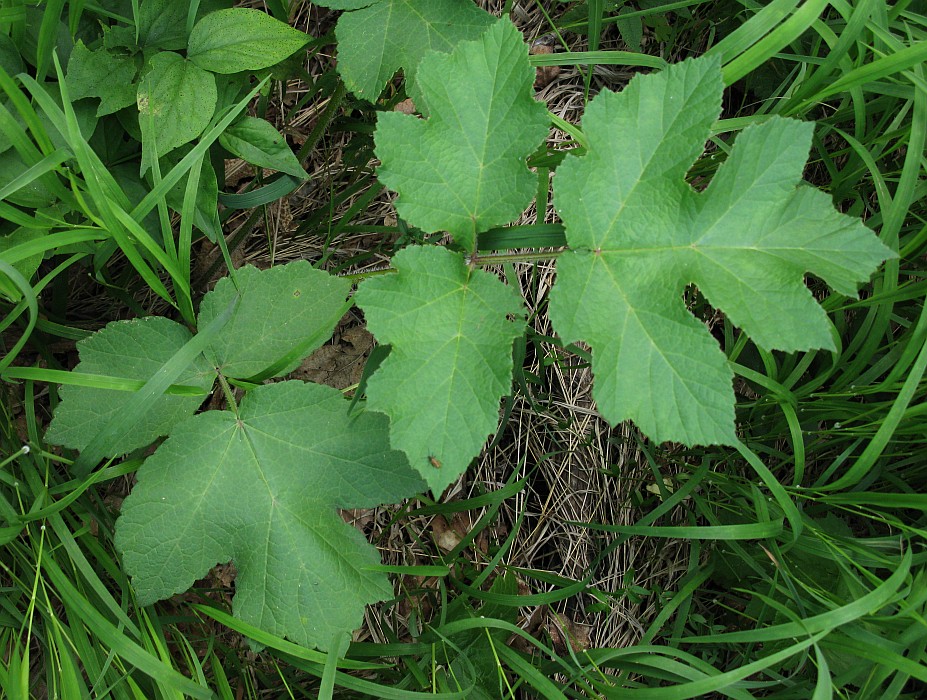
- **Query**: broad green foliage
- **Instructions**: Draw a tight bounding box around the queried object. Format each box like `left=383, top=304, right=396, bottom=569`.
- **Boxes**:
left=46, top=261, right=349, bottom=455
left=66, top=41, right=138, bottom=116
left=115, top=380, right=425, bottom=651
left=197, top=262, right=351, bottom=380
left=355, top=246, right=525, bottom=494
left=53, top=4, right=308, bottom=237
left=315, top=0, right=495, bottom=100
left=137, top=0, right=190, bottom=51
left=47, top=263, right=423, bottom=650
left=549, top=56, right=893, bottom=445
left=45, top=317, right=215, bottom=455
left=375, top=20, right=548, bottom=252
left=187, top=8, right=311, bottom=74
left=137, top=51, right=216, bottom=170
left=219, top=116, right=309, bottom=178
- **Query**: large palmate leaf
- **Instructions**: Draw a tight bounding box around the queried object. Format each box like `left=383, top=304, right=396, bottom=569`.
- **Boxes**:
left=198, top=262, right=351, bottom=380
left=115, top=381, right=425, bottom=650
left=375, top=19, right=548, bottom=252
left=45, top=317, right=215, bottom=455
left=315, top=0, right=495, bottom=100
left=549, top=56, right=893, bottom=446
left=354, top=246, right=525, bottom=494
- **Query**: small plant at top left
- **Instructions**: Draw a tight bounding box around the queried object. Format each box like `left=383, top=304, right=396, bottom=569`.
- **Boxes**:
left=0, top=1, right=312, bottom=329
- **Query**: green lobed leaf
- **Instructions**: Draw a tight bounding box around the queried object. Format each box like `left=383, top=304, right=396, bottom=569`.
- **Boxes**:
left=374, top=19, right=549, bottom=252
left=45, top=316, right=216, bottom=455
left=137, top=51, right=216, bottom=172
left=354, top=245, right=525, bottom=494
left=549, top=55, right=894, bottom=446
left=187, top=8, right=310, bottom=74
left=115, top=380, right=425, bottom=651
left=65, top=41, right=138, bottom=117
left=218, top=116, right=308, bottom=179
left=317, top=0, right=495, bottom=100
left=197, top=261, right=351, bottom=379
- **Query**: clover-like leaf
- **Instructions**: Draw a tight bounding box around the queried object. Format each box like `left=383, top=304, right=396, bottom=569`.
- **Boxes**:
left=354, top=246, right=525, bottom=494
left=197, top=261, right=351, bottom=380
left=115, top=381, right=425, bottom=651
left=45, top=317, right=215, bottom=455
left=549, top=55, right=894, bottom=446
left=314, top=0, right=495, bottom=100
left=374, top=19, right=548, bottom=252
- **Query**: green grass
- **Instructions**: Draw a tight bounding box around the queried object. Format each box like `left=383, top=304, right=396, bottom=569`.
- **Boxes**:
left=2, top=0, right=927, bottom=697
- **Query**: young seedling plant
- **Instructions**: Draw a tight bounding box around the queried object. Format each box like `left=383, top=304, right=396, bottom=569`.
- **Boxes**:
left=46, top=11, right=893, bottom=652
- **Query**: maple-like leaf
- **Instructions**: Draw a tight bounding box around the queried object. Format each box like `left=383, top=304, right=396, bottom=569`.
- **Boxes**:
left=45, top=317, right=215, bottom=455
left=314, top=0, right=496, bottom=100
left=197, top=262, right=351, bottom=380
left=115, top=381, right=425, bottom=651
left=354, top=246, right=525, bottom=494
left=549, top=55, right=894, bottom=446
left=374, top=19, right=549, bottom=252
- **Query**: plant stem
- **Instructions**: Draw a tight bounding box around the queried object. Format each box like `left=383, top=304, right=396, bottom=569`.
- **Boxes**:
left=217, top=373, right=239, bottom=417
left=338, top=248, right=567, bottom=282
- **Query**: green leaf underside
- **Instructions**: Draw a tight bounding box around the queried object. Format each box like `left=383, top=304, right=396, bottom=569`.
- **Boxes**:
left=324, top=0, right=495, bottom=100
left=375, top=20, right=548, bottom=252
left=187, top=8, right=310, bottom=74
left=549, top=56, right=894, bottom=446
left=66, top=41, right=138, bottom=116
left=218, top=116, right=308, bottom=178
left=115, top=381, right=425, bottom=651
left=355, top=246, right=525, bottom=494
left=197, top=261, right=351, bottom=379
left=45, top=317, right=215, bottom=455
left=137, top=51, right=216, bottom=171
